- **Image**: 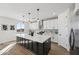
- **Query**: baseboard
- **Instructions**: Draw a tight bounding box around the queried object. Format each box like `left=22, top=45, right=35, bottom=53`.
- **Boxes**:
left=58, top=43, right=70, bottom=52
left=0, top=40, right=16, bottom=45
left=51, top=41, right=58, bottom=44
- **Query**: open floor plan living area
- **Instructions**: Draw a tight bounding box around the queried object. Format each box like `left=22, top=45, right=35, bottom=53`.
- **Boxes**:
left=0, top=3, right=79, bottom=55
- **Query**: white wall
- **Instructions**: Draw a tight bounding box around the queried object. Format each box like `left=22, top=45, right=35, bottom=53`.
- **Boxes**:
left=58, top=9, right=71, bottom=51
left=29, top=22, right=38, bottom=30
left=0, top=17, right=16, bottom=43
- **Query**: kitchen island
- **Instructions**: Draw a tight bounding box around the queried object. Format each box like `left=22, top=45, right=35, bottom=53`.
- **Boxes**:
left=16, top=33, right=51, bottom=55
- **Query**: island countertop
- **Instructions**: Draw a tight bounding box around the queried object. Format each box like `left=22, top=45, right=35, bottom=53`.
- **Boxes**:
left=16, top=33, right=51, bottom=43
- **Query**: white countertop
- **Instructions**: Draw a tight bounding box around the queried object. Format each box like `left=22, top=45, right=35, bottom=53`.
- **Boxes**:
left=16, top=33, right=51, bottom=43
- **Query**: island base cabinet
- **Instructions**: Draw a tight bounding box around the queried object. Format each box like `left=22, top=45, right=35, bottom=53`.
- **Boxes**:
left=32, top=38, right=51, bottom=55
left=17, top=37, right=51, bottom=55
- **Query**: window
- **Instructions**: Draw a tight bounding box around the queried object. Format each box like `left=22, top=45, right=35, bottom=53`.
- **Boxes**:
left=16, top=22, right=25, bottom=32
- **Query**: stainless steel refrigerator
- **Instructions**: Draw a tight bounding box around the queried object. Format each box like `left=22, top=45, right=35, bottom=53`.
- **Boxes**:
left=74, top=29, right=79, bottom=48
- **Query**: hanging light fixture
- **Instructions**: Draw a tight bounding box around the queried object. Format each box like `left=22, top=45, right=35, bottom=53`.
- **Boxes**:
left=37, top=8, right=39, bottom=11
left=28, top=12, right=31, bottom=23
left=37, top=8, right=40, bottom=20
left=21, top=9, right=40, bottom=23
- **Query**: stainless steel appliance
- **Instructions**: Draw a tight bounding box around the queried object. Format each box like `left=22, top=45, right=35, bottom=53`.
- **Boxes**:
left=70, top=29, right=79, bottom=55
left=74, top=29, right=79, bottom=48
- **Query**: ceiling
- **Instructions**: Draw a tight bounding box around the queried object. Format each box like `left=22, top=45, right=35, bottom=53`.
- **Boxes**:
left=0, top=3, right=74, bottom=21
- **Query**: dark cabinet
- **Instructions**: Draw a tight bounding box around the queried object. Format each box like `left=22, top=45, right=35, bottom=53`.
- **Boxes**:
left=17, top=36, right=51, bottom=55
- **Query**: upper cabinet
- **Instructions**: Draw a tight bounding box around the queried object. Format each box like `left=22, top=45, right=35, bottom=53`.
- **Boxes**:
left=29, top=22, right=38, bottom=30
left=43, top=19, right=58, bottom=29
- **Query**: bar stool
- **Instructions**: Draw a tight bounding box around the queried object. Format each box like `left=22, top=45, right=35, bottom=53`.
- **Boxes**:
left=16, top=37, right=19, bottom=44
left=23, top=38, right=26, bottom=47
left=18, top=37, right=21, bottom=45
left=25, top=39, right=28, bottom=48
left=22, top=38, right=24, bottom=46
left=29, top=40, right=32, bottom=50
left=33, top=42, right=38, bottom=54
left=20, top=38, right=23, bottom=45
left=25, top=39, right=29, bottom=49
left=27, top=40, right=29, bottom=49
left=24, top=39, right=26, bottom=47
